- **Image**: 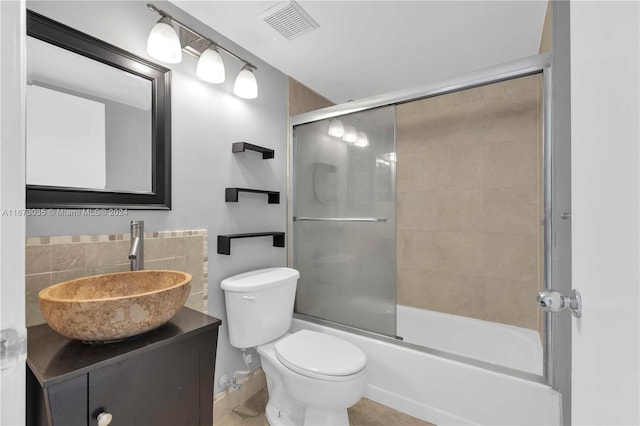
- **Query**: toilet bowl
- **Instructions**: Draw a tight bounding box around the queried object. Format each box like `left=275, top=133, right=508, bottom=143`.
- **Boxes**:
left=221, top=268, right=368, bottom=426
left=258, top=330, right=367, bottom=425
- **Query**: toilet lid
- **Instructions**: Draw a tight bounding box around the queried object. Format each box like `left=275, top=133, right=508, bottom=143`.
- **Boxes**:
left=274, top=330, right=367, bottom=377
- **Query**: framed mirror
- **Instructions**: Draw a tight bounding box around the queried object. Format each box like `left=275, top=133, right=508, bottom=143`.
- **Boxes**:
left=26, top=10, right=171, bottom=209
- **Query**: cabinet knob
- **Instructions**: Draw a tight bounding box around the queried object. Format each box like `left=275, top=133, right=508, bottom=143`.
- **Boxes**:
left=97, top=412, right=113, bottom=426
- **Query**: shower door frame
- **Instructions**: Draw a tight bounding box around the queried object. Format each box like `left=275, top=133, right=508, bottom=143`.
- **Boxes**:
left=288, top=52, right=569, bottom=400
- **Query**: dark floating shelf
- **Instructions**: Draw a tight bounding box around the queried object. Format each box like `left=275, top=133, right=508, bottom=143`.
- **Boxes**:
left=217, top=232, right=285, bottom=255
left=232, top=142, right=274, bottom=159
left=225, top=188, right=280, bottom=204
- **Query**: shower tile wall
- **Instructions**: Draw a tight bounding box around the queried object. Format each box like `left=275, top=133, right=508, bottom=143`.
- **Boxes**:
left=396, top=74, right=543, bottom=330
left=25, top=230, right=207, bottom=326
left=288, top=77, right=334, bottom=116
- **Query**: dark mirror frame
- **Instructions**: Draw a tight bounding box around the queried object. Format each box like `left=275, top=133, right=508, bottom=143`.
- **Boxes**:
left=26, top=10, right=171, bottom=210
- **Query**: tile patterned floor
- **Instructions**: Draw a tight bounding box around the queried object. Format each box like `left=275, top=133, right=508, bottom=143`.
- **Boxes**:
left=214, top=388, right=435, bottom=426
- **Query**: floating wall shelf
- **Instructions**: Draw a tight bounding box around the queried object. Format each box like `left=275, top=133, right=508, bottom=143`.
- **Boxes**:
left=232, top=142, right=275, bottom=159
left=217, top=232, right=285, bottom=255
left=225, top=188, right=280, bottom=204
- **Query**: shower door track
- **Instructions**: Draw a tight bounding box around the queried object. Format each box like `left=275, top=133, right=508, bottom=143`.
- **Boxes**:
left=288, top=51, right=567, bottom=406
left=290, top=53, right=551, bottom=125
left=293, top=312, right=544, bottom=384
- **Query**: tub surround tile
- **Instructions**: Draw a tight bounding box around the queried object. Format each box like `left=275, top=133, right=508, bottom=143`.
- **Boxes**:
left=437, top=189, right=484, bottom=232
left=25, top=230, right=208, bottom=327
left=483, top=186, right=540, bottom=234
left=483, top=232, right=539, bottom=282
left=484, top=103, right=538, bottom=143
left=483, top=277, right=538, bottom=329
left=397, top=191, right=438, bottom=231
left=436, top=146, right=484, bottom=191
left=433, top=103, right=487, bottom=149
left=396, top=73, right=543, bottom=331
left=483, top=139, right=538, bottom=189
left=396, top=151, right=438, bottom=193
left=436, top=232, right=484, bottom=276
left=423, top=271, right=485, bottom=319
left=397, top=231, right=438, bottom=271
left=397, top=267, right=427, bottom=307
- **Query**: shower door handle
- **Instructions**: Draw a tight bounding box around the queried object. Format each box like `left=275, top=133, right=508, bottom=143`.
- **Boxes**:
left=537, top=289, right=582, bottom=318
left=293, top=217, right=387, bottom=222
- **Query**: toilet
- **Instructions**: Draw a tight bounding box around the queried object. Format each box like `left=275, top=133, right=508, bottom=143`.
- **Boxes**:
left=221, top=267, right=367, bottom=426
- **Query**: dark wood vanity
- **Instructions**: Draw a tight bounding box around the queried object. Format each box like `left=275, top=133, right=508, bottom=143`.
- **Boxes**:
left=26, top=307, right=221, bottom=426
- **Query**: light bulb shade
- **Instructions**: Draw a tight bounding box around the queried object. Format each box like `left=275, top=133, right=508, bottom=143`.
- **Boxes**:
left=147, top=17, right=182, bottom=64
left=328, top=119, right=345, bottom=137
left=233, top=66, right=258, bottom=99
left=342, top=125, right=357, bottom=143
left=355, top=131, right=369, bottom=147
left=197, top=48, right=225, bottom=83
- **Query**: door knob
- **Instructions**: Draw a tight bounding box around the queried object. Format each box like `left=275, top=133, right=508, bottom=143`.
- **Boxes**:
left=537, top=289, right=582, bottom=318
left=96, top=412, right=113, bottom=426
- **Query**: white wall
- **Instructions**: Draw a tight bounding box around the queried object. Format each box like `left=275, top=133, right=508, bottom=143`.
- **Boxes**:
left=25, top=0, right=289, bottom=393
left=0, top=1, right=26, bottom=424
left=570, top=1, right=640, bottom=424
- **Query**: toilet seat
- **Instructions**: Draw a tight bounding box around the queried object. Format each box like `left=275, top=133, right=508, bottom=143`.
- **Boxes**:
left=274, top=330, right=367, bottom=382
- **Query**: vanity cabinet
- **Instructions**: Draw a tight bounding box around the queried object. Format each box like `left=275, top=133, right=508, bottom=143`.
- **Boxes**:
left=26, top=307, right=221, bottom=426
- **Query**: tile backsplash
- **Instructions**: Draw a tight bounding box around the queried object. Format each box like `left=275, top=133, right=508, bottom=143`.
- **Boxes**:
left=25, top=230, right=208, bottom=327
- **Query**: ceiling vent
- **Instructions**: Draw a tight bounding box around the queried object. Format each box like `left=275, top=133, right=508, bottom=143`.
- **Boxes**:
left=261, top=1, right=319, bottom=40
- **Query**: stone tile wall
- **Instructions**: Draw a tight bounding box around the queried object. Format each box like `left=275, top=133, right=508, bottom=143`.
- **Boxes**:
left=25, top=230, right=207, bottom=326
left=396, top=74, right=543, bottom=331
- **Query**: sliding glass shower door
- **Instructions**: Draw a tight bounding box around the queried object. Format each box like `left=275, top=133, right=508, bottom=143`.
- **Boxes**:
left=292, top=106, right=397, bottom=337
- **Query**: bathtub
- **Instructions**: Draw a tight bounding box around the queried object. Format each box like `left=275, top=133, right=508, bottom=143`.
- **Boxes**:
left=291, top=316, right=561, bottom=425
left=396, top=305, right=543, bottom=376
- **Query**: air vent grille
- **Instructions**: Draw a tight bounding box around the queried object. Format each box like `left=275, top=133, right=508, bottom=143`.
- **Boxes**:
left=261, top=1, right=319, bottom=40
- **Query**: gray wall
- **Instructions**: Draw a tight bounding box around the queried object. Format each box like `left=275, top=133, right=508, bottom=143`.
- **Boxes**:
left=26, top=1, right=288, bottom=393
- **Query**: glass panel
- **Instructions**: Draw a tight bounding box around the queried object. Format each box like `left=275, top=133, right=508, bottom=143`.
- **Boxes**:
left=293, top=106, right=397, bottom=337
left=292, top=72, right=544, bottom=377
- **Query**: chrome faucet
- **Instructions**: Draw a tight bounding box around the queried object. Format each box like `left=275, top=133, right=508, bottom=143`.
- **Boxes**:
left=128, top=220, right=144, bottom=271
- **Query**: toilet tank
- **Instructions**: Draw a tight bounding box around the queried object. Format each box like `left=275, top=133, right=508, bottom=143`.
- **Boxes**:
left=221, top=267, right=300, bottom=349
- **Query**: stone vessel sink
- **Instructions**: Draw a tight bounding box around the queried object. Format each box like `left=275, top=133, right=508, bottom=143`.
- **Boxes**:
left=39, top=270, right=192, bottom=342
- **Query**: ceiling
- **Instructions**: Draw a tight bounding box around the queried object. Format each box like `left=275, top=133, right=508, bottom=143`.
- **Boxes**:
left=171, top=1, right=548, bottom=104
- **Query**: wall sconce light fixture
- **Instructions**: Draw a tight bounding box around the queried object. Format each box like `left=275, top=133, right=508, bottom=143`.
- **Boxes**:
left=146, top=4, right=258, bottom=99
left=327, top=118, right=345, bottom=137
left=355, top=131, right=369, bottom=147
left=327, top=118, right=369, bottom=148
left=342, top=125, right=357, bottom=143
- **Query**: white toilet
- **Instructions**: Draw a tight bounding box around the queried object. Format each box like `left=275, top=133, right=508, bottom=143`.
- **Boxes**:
left=221, top=267, right=367, bottom=426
